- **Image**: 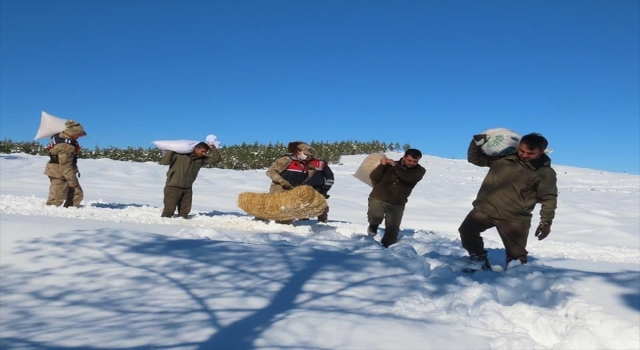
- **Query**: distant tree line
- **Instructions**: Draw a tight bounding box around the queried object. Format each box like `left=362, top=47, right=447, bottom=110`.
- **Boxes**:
left=0, top=139, right=411, bottom=170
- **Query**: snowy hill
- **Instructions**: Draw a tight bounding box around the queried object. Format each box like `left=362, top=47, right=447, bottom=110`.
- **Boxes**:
left=1, top=153, right=638, bottom=349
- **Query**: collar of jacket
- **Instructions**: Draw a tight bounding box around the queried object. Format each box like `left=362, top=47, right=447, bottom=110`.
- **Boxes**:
left=504, top=154, right=552, bottom=170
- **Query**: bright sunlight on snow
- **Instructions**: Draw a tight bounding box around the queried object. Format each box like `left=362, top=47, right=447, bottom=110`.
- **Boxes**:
left=1, top=153, right=638, bottom=349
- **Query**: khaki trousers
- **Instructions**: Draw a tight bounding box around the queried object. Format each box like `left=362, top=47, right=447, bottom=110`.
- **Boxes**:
left=46, top=177, right=84, bottom=207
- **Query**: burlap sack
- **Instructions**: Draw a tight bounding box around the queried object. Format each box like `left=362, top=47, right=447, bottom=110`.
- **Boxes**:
left=353, top=153, right=385, bottom=187
left=238, top=185, right=328, bottom=221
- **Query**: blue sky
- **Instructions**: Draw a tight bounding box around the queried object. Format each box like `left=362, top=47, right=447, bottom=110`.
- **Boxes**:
left=1, top=0, right=638, bottom=174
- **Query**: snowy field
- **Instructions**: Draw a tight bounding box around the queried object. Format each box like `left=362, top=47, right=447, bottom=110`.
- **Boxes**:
left=1, top=152, right=638, bottom=349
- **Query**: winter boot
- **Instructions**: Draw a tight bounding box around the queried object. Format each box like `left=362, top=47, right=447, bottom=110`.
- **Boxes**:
left=466, top=253, right=491, bottom=272
left=367, top=224, right=379, bottom=237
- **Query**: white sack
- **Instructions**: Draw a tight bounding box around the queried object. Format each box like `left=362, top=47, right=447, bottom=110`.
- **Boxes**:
left=478, top=128, right=521, bottom=156
left=205, top=134, right=221, bottom=148
left=353, top=153, right=385, bottom=187
left=152, top=134, right=221, bottom=153
left=152, top=140, right=199, bottom=153
left=34, top=111, right=68, bottom=140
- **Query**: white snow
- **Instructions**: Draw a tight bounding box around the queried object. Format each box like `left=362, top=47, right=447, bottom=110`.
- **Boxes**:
left=1, top=153, right=638, bottom=349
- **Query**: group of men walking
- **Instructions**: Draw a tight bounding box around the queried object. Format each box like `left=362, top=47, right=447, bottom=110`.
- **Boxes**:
left=44, top=123, right=557, bottom=271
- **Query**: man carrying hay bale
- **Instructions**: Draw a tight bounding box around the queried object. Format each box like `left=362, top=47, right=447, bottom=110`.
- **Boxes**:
left=266, top=141, right=315, bottom=193
left=367, top=149, right=426, bottom=247
left=238, top=141, right=327, bottom=223
left=259, top=141, right=316, bottom=224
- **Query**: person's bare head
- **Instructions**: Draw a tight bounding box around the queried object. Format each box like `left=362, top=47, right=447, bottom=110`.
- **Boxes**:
left=518, top=133, right=548, bottom=162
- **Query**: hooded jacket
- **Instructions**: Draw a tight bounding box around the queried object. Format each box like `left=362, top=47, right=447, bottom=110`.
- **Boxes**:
left=160, top=148, right=221, bottom=188
left=467, top=140, right=558, bottom=225
left=369, top=158, right=425, bottom=205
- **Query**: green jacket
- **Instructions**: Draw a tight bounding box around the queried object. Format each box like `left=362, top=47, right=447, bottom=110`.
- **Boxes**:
left=468, top=140, right=558, bottom=225
left=369, top=159, right=425, bottom=205
left=159, top=148, right=222, bottom=188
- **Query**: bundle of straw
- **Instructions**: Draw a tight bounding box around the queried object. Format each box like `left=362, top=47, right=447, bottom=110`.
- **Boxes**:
left=237, top=185, right=328, bottom=221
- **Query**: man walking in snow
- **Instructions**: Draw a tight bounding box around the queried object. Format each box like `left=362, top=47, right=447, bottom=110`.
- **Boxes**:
left=159, top=141, right=221, bottom=219
left=44, top=120, right=87, bottom=208
left=367, top=149, right=425, bottom=247
left=458, top=133, right=558, bottom=271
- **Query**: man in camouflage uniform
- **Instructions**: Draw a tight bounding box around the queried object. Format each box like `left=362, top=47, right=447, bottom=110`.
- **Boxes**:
left=459, top=133, right=558, bottom=271
left=266, top=141, right=315, bottom=194
left=44, top=120, right=87, bottom=207
left=264, top=141, right=315, bottom=224
left=159, top=142, right=221, bottom=219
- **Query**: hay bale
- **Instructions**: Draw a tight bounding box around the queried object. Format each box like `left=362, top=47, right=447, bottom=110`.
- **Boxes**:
left=353, top=153, right=385, bottom=187
left=238, top=185, right=328, bottom=221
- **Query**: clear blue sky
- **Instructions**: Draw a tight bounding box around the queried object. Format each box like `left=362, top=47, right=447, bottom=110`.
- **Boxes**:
left=1, top=0, right=638, bottom=174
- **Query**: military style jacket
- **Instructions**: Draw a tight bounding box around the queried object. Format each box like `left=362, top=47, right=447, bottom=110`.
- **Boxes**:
left=266, top=154, right=316, bottom=193
left=468, top=141, right=558, bottom=225
left=44, top=133, right=81, bottom=185
left=160, top=148, right=222, bottom=189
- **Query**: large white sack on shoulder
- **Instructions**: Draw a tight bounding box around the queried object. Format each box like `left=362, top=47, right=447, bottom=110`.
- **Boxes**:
left=205, top=134, right=221, bottom=148
left=152, top=140, right=199, bottom=153
left=353, top=153, right=385, bottom=187
left=480, top=128, right=521, bottom=156
left=34, top=111, right=68, bottom=140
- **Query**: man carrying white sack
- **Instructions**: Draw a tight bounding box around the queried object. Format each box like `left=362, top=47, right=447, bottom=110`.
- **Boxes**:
left=458, top=132, right=558, bottom=271
left=159, top=140, right=221, bottom=219
left=367, top=149, right=426, bottom=248
left=44, top=120, right=87, bottom=207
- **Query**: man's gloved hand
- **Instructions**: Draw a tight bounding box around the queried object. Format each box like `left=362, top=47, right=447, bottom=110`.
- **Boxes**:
left=473, top=134, right=487, bottom=146
left=534, top=223, right=551, bottom=240
left=281, top=181, right=293, bottom=190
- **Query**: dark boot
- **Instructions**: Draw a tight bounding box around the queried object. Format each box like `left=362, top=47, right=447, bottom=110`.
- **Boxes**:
left=467, top=253, right=491, bottom=271
left=506, top=255, right=527, bottom=269
left=367, top=224, right=378, bottom=237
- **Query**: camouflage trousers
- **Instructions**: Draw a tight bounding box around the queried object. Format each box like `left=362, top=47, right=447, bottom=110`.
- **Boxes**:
left=46, top=177, right=84, bottom=207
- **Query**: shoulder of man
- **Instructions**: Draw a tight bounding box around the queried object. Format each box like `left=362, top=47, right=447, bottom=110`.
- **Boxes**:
left=51, top=142, right=76, bottom=153
left=274, top=155, right=293, bottom=166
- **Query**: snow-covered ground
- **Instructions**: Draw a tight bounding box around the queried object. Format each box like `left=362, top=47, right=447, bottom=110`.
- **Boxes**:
left=1, top=153, right=638, bottom=349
